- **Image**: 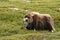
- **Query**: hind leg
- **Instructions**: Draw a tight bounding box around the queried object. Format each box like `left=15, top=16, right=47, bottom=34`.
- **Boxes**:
left=47, top=17, right=55, bottom=32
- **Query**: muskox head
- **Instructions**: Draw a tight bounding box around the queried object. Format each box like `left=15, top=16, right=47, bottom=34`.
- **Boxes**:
left=24, top=13, right=33, bottom=26
left=23, top=12, right=39, bottom=26
left=23, top=12, right=40, bottom=29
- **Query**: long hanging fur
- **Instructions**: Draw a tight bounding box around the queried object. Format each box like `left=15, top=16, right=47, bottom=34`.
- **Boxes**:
left=24, top=12, right=55, bottom=32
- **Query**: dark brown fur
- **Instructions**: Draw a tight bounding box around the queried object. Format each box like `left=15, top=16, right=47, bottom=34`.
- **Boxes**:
left=25, top=13, right=55, bottom=32
left=32, top=14, right=55, bottom=31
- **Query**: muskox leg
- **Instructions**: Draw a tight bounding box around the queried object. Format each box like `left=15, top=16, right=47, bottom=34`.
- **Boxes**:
left=26, top=26, right=33, bottom=30
left=47, top=17, right=55, bottom=32
left=26, top=23, right=34, bottom=30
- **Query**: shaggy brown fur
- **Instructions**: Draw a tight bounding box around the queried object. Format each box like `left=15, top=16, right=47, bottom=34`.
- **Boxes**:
left=24, top=12, right=55, bottom=32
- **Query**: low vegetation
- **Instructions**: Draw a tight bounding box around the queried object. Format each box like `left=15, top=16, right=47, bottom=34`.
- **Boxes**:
left=0, top=0, right=60, bottom=40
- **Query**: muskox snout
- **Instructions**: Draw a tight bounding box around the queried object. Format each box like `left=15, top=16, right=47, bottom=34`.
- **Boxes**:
left=25, top=20, right=28, bottom=22
left=23, top=18, right=29, bottom=26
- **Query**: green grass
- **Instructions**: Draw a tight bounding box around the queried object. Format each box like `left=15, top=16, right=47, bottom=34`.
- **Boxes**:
left=0, top=0, right=60, bottom=40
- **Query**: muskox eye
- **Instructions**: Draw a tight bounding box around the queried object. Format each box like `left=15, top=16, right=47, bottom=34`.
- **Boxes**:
left=26, top=20, right=28, bottom=22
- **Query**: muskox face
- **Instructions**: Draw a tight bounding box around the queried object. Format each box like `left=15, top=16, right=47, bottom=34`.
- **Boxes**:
left=23, top=12, right=40, bottom=26
left=23, top=14, right=33, bottom=26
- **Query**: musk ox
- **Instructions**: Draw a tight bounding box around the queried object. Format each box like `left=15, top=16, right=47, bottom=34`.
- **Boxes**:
left=23, top=12, right=55, bottom=32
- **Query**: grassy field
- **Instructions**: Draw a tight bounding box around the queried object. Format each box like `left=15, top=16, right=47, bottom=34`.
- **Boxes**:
left=0, top=0, right=60, bottom=40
